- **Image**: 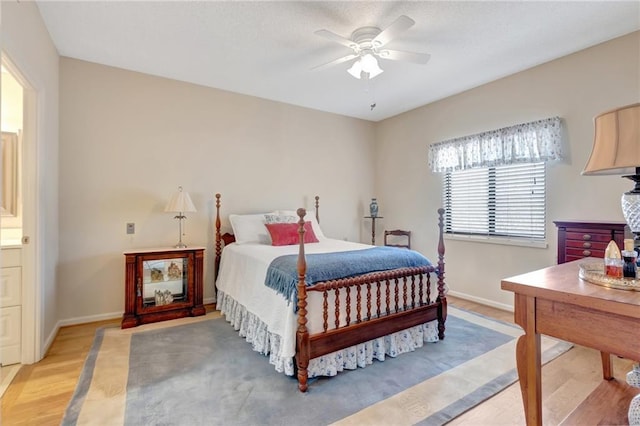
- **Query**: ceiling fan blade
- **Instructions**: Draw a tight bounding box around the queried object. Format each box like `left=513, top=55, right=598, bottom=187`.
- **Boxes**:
left=311, top=53, right=358, bottom=71
left=314, top=29, right=357, bottom=49
left=372, top=15, right=415, bottom=48
left=379, top=49, right=431, bottom=64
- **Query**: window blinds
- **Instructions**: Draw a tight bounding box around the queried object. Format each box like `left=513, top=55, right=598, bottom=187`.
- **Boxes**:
left=444, top=162, right=546, bottom=239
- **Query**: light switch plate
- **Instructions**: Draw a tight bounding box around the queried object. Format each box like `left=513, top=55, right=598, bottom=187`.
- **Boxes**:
left=126, top=223, right=135, bottom=234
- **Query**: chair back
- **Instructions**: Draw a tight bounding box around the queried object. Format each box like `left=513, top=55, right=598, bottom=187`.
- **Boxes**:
left=384, top=229, right=411, bottom=249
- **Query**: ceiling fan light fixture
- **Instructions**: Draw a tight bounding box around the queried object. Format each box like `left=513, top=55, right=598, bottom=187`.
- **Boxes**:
left=313, top=15, right=428, bottom=80
left=361, top=53, right=383, bottom=78
left=347, top=54, right=384, bottom=80
left=347, top=60, right=363, bottom=79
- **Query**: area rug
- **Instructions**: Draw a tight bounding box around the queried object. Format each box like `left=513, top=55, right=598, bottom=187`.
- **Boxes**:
left=62, top=306, right=571, bottom=426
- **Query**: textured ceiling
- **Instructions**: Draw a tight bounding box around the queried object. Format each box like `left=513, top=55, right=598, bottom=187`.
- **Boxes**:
left=36, top=1, right=640, bottom=122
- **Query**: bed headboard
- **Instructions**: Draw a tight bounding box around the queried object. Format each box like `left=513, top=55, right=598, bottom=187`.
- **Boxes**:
left=213, top=193, right=320, bottom=280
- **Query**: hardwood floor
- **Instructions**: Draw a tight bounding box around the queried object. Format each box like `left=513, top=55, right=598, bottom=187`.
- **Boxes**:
left=0, top=297, right=635, bottom=425
left=449, top=298, right=635, bottom=426
left=1, top=318, right=119, bottom=425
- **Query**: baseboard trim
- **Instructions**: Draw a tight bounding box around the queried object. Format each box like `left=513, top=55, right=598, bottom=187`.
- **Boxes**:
left=58, top=311, right=123, bottom=328
left=42, top=322, right=61, bottom=360
left=447, top=290, right=514, bottom=312
left=56, top=297, right=217, bottom=328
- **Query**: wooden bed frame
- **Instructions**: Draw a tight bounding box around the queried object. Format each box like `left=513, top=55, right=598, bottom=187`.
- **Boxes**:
left=214, top=193, right=447, bottom=392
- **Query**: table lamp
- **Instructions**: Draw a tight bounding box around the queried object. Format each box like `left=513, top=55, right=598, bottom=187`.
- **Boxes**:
left=165, top=186, right=196, bottom=248
left=582, top=103, right=640, bottom=245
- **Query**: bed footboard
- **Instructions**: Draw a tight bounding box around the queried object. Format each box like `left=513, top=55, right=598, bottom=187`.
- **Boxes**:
left=294, top=208, right=446, bottom=392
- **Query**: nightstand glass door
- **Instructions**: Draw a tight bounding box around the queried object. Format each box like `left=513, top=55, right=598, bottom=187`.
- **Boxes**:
left=141, top=257, right=188, bottom=307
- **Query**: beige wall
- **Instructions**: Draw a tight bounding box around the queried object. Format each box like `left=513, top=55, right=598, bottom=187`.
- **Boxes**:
left=375, top=31, right=640, bottom=309
left=2, top=0, right=60, bottom=359
left=58, top=58, right=376, bottom=321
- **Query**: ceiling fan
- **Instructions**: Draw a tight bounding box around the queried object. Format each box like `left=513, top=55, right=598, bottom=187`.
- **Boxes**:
left=312, top=15, right=430, bottom=80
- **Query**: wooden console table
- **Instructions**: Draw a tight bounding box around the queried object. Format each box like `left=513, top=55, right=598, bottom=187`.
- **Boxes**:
left=501, top=261, right=640, bottom=425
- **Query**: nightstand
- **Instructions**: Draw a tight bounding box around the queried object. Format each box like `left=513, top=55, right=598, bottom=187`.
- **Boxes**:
left=122, top=247, right=205, bottom=328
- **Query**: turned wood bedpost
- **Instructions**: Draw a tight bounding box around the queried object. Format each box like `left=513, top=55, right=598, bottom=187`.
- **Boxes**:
left=295, top=207, right=310, bottom=392
left=315, top=195, right=320, bottom=224
left=436, top=207, right=447, bottom=339
left=214, top=193, right=222, bottom=281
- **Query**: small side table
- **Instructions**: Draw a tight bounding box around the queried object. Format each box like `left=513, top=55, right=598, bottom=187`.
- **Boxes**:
left=122, top=247, right=205, bottom=328
left=364, top=216, right=383, bottom=245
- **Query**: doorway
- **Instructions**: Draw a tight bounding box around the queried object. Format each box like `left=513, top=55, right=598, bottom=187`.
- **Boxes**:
left=0, top=55, right=37, bottom=372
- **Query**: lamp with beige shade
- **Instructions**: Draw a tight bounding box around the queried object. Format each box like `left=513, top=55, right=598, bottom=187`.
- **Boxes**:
left=583, top=103, right=640, bottom=244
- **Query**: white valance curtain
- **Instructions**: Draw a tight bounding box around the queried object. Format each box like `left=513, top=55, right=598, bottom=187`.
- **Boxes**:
left=428, top=117, right=563, bottom=173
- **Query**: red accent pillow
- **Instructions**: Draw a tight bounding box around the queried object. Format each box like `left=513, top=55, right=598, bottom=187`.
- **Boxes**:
left=265, top=222, right=319, bottom=246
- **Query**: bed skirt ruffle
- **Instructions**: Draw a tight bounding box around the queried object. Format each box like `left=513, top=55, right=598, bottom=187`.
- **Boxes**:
left=216, top=290, right=439, bottom=378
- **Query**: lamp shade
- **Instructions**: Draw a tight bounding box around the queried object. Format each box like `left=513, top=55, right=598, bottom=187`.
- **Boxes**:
left=582, top=103, right=640, bottom=176
left=164, top=186, right=196, bottom=213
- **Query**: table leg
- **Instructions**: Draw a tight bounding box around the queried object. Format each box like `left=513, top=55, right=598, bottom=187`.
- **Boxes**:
left=514, top=294, right=542, bottom=426
left=371, top=217, right=376, bottom=245
left=601, top=351, right=613, bottom=380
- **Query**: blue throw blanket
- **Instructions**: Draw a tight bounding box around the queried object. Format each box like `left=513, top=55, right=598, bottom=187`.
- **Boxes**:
left=265, top=246, right=432, bottom=304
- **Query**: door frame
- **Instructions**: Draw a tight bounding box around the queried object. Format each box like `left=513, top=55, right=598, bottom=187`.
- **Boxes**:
left=2, top=53, right=40, bottom=364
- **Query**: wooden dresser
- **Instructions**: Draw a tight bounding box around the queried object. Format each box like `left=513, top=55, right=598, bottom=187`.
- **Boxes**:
left=554, top=220, right=628, bottom=264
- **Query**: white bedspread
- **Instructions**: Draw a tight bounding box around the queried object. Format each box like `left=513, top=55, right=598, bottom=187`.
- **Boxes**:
left=215, top=239, right=440, bottom=378
left=216, top=239, right=372, bottom=358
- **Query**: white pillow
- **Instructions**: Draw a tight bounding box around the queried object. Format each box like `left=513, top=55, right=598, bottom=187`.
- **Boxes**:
left=229, top=213, right=272, bottom=244
left=277, top=210, right=326, bottom=240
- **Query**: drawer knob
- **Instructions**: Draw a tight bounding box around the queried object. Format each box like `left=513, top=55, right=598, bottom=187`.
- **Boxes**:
left=582, top=242, right=592, bottom=249
left=583, top=234, right=592, bottom=241
left=582, top=250, right=592, bottom=257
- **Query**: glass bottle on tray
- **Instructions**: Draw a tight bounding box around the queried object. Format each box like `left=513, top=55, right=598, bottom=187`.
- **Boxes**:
left=622, top=238, right=638, bottom=278
left=605, top=240, right=623, bottom=278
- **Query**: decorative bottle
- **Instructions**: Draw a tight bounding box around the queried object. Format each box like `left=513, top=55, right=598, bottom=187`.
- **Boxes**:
left=604, top=240, right=623, bottom=278
left=622, top=239, right=638, bottom=278
left=369, top=198, right=379, bottom=218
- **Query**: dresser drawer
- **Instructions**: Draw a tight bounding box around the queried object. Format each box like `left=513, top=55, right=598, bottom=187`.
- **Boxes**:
left=1, top=248, right=21, bottom=268
left=0, top=305, right=21, bottom=365
left=554, top=221, right=628, bottom=264
left=565, top=230, right=616, bottom=243
left=565, top=247, right=604, bottom=259
left=0, top=305, right=21, bottom=346
left=0, top=266, right=21, bottom=307
left=564, top=239, right=609, bottom=251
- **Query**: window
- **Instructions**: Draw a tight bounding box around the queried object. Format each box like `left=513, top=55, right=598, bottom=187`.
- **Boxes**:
left=429, top=116, right=562, bottom=243
left=443, top=162, right=546, bottom=239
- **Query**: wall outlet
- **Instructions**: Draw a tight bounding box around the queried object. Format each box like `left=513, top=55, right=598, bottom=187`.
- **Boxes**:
left=126, top=223, right=135, bottom=235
